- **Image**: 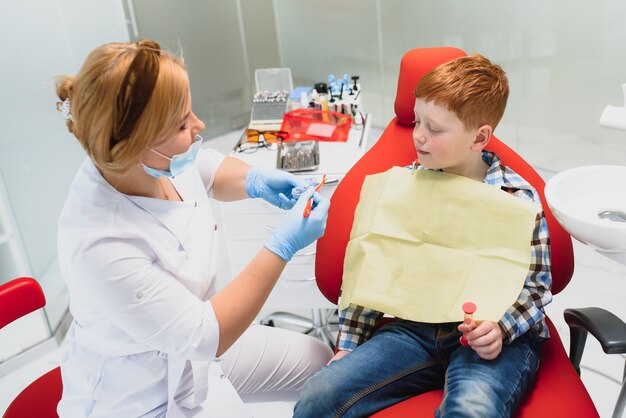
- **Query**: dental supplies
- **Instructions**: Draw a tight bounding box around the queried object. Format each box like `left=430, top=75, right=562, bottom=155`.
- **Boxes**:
left=292, top=176, right=338, bottom=200
left=298, top=73, right=363, bottom=125
left=250, top=68, right=293, bottom=128
left=280, top=109, right=351, bottom=142
left=276, top=140, right=320, bottom=172
left=304, top=175, right=327, bottom=217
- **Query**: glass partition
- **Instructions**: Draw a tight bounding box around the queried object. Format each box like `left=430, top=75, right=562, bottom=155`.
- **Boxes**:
left=130, top=0, right=282, bottom=139
left=0, top=0, right=129, bottom=366
left=273, top=0, right=626, bottom=171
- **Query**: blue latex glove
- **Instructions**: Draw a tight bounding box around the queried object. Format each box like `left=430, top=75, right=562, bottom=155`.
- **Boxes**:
left=246, top=166, right=306, bottom=210
left=264, top=186, right=330, bottom=261
left=290, top=177, right=319, bottom=199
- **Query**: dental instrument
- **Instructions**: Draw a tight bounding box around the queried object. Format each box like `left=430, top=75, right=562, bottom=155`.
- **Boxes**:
left=304, top=174, right=327, bottom=217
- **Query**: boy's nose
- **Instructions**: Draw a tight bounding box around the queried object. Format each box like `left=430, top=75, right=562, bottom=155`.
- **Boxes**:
left=413, top=124, right=427, bottom=140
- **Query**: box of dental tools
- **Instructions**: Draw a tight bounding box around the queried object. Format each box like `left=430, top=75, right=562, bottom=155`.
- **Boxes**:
left=276, top=141, right=319, bottom=172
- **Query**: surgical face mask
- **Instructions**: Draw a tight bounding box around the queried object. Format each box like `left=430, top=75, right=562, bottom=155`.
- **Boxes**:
left=141, top=134, right=203, bottom=178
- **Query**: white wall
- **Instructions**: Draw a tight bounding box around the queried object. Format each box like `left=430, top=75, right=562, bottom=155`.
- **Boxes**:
left=274, top=0, right=626, bottom=171
left=130, top=0, right=282, bottom=138
left=0, top=0, right=129, bottom=281
left=0, top=0, right=129, bottom=353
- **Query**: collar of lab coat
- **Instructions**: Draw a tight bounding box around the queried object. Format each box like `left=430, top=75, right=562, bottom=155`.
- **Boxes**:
left=84, top=158, right=201, bottom=253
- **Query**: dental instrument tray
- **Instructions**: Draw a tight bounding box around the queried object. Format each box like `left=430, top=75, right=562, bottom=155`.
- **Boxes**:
left=276, top=141, right=320, bottom=172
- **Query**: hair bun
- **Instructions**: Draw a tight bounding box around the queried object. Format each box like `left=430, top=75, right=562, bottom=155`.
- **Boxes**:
left=136, top=39, right=161, bottom=54
left=55, top=75, right=74, bottom=102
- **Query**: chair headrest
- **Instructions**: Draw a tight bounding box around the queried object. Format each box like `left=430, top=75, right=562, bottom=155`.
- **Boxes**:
left=394, top=47, right=467, bottom=126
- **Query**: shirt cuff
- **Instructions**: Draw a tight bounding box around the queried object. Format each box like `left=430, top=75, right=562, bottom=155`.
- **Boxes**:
left=498, top=311, right=518, bottom=344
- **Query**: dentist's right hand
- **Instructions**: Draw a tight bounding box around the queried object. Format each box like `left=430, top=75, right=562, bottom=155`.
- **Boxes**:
left=264, top=186, right=330, bottom=262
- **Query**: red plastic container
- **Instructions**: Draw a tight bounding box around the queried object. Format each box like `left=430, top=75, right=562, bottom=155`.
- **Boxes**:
left=280, top=109, right=352, bottom=142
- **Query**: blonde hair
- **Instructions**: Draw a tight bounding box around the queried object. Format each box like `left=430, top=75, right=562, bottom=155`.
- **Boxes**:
left=414, top=54, right=509, bottom=131
left=55, top=39, right=189, bottom=175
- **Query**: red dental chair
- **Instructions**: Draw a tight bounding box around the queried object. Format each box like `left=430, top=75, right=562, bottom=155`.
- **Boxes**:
left=1, top=277, right=62, bottom=418
left=314, top=47, right=616, bottom=417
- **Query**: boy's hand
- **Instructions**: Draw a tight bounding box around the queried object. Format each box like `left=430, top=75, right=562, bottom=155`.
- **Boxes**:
left=457, top=320, right=503, bottom=360
left=327, top=350, right=350, bottom=366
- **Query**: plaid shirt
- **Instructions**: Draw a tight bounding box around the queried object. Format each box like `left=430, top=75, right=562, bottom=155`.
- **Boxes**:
left=337, top=151, right=552, bottom=351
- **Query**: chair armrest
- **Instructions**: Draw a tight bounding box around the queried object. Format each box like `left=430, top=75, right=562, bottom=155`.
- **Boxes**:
left=564, top=307, right=626, bottom=375
left=0, top=277, right=46, bottom=329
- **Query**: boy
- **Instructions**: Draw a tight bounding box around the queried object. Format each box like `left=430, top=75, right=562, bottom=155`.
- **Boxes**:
left=293, top=54, right=551, bottom=418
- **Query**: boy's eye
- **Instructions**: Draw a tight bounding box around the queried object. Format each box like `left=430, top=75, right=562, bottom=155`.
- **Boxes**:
left=180, top=124, right=188, bottom=131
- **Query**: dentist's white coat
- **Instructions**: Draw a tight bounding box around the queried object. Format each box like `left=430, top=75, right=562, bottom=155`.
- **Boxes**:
left=57, top=148, right=250, bottom=417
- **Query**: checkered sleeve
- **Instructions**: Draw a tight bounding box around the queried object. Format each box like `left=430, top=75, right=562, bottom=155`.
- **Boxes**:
left=336, top=302, right=384, bottom=351
left=499, top=195, right=553, bottom=344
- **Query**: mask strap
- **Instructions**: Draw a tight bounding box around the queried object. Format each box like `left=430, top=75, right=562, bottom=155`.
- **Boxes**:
left=149, top=148, right=172, bottom=161
left=148, top=135, right=202, bottom=162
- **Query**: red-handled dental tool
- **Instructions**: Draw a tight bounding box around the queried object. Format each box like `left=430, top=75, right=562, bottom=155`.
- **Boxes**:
left=303, top=174, right=327, bottom=218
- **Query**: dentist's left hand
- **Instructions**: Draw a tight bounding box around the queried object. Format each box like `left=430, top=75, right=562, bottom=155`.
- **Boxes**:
left=264, top=187, right=330, bottom=262
left=246, top=166, right=306, bottom=210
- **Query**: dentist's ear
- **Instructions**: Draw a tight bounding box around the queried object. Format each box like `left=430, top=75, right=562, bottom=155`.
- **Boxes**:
left=472, top=124, right=493, bottom=150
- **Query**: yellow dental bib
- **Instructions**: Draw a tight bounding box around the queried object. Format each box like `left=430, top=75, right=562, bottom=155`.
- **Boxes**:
left=339, top=166, right=541, bottom=323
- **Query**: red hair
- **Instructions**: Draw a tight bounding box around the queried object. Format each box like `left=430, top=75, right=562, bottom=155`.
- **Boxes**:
left=414, top=54, right=509, bottom=130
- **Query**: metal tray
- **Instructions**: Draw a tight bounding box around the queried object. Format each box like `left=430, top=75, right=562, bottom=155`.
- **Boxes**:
left=276, top=141, right=320, bottom=172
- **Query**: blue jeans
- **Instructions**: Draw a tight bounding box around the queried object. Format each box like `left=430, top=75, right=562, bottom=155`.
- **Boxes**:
left=293, top=321, right=541, bottom=418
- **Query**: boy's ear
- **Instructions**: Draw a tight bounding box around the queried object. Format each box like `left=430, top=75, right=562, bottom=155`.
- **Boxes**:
left=472, top=124, right=493, bottom=150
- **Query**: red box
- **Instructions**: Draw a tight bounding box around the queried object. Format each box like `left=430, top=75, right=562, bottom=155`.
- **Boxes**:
left=280, top=109, right=352, bottom=142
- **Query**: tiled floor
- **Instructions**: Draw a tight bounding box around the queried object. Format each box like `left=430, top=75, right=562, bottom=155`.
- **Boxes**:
left=1, top=126, right=624, bottom=417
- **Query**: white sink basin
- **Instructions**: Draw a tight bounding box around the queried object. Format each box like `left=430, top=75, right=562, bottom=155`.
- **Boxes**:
left=545, top=165, right=626, bottom=265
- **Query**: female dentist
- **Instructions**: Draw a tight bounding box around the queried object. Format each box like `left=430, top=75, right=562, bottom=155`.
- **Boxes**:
left=54, top=39, right=332, bottom=417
